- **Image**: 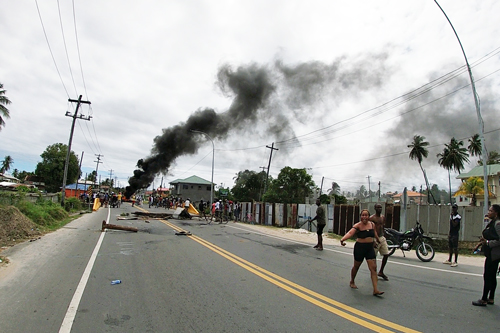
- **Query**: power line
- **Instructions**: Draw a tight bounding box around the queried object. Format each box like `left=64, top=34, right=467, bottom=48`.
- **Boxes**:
left=57, top=0, right=78, bottom=96
left=35, top=0, right=70, bottom=98
left=72, top=0, right=89, bottom=100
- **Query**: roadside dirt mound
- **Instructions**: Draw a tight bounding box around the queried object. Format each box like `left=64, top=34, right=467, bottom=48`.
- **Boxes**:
left=0, top=206, right=42, bottom=248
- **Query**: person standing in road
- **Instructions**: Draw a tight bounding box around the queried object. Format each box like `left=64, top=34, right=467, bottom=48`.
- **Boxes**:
left=444, top=204, right=461, bottom=267
left=310, top=198, right=326, bottom=251
left=472, top=204, right=500, bottom=306
left=340, top=209, right=384, bottom=296
left=370, top=203, right=390, bottom=280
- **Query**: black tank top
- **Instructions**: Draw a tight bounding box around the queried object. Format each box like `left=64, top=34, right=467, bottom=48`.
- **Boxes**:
left=355, top=223, right=375, bottom=239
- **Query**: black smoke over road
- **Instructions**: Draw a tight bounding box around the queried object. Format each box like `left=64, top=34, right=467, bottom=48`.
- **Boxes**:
left=126, top=54, right=391, bottom=196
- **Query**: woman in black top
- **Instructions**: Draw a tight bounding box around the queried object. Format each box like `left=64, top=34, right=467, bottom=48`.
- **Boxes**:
left=341, top=209, right=384, bottom=296
left=472, top=204, right=500, bottom=306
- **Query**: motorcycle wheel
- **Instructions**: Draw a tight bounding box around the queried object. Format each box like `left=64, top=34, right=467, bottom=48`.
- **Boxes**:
left=386, top=238, right=397, bottom=256
left=416, top=242, right=435, bottom=262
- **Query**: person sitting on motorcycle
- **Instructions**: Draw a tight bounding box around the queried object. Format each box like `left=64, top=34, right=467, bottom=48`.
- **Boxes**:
left=340, top=209, right=384, bottom=296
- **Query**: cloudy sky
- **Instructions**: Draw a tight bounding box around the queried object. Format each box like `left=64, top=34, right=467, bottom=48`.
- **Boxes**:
left=1, top=0, right=499, bottom=197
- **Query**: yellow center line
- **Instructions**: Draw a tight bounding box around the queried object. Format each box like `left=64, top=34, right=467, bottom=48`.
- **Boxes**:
left=158, top=219, right=421, bottom=333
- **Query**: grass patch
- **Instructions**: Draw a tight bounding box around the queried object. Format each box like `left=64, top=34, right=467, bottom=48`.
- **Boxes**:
left=15, top=200, right=68, bottom=227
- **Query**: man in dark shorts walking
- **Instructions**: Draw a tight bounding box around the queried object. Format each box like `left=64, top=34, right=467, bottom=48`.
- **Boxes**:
left=370, top=203, right=390, bottom=280
left=310, top=198, right=326, bottom=251
left=444, top=204, right=461, bottom=267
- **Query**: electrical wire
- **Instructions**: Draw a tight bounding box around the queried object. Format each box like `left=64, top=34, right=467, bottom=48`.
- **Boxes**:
left=57, top=0, right=78, bottom=96
left=35, top=0, right=70, bottom=98
left=72, top=0, right=89, bottom=100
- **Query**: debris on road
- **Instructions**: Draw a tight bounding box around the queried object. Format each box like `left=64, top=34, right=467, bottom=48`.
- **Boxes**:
left=102, top=220, right=138, bottom=232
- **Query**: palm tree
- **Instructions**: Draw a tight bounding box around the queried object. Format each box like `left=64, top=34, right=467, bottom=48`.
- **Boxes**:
left=454, top=176, right=485, bottom=206
left=0, top=155, right=13, bottom=174
left=328, top=182, right=341, bottom=195
left=478, top=150, right=500, bottom=166
left=437, top=147, right=451, bottom=202
left=408, top=135, right=435, bottom=204
left=438, top=138, right=469, bottom=203
left=0, top=83, right=12, bottom=131
left=467, top=134, right=482, bottom=163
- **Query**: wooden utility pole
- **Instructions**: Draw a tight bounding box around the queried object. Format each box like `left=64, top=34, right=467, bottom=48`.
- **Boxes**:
left=264, top=143, right=278, bottom=193
left=94, top=154, right=103, bottom=191
left=61, top=95, right=91, bottom=207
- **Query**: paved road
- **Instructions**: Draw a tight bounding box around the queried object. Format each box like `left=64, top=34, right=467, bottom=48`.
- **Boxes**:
left=0, top=203, right=497, bottom=332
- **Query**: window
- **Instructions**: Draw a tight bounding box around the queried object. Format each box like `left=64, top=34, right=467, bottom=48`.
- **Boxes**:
left=206, top=186, right=211, bottom=191
left=198, top=186, right=202, bottom=190
left=182, top=184, right=188, bottom=190
left=191, top=185, right=194, bottom=189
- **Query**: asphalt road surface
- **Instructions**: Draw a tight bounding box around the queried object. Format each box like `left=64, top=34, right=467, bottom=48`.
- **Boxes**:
left=0, top=203, right=498, bottom=332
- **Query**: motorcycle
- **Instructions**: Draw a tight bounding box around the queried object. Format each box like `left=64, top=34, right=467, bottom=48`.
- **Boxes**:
left=384, top=221, right=435, bottom=262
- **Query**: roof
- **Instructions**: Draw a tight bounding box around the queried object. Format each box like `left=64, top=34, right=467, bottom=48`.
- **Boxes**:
left=456, top=164, right=500, bottom=180
left=169, top=175, right=212, bottom=185
left=0, top=181, right=20, bottom=188
left=0, top=173, right=20, bottom=182
left=65, top=183, right=92, bottom=190
left=392, top=190, right=425, bottom=198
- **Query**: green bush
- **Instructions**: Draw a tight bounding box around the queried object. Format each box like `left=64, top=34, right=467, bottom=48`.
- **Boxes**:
left=15, top=200, right=68, bottom=227
left=64, top=197, right=82, bottom=212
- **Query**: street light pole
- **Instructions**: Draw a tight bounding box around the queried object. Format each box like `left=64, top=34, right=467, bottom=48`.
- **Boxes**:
left=190, top=130, right=214, bottom=206
left=434, top=1, right=489, bottom=214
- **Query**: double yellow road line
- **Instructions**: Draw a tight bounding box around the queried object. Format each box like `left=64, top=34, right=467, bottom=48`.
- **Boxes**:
left=161, top=219, right=420, bottom=333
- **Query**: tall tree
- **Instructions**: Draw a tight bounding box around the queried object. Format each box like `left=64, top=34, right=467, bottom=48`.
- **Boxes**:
left=263, top=167, right=315, bottom=203
left=478, top=150, right=500, bottom=166
left=467, top=133, right=482, bottom=163
left=35, top=143, right=80, bottom=193
left=327, top=182, right=341, bottom=195
left=437, top=137, right=469, bottom=203
left=454, top=176, right=486, bottom=206
left=86, top=170, right=97, bottom=183
left=0, top=155, right=13, bottom=174
left=0, top=83, right=11, bottom=131
left=408, top=135, right=435, bottom=204
left=356, top=185, right=367, bottom=199
left=231, top=170, right=268, bottom=202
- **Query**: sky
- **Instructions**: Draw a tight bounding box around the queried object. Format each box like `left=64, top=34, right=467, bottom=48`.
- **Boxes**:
left=1, top=0, right=499, bottom=197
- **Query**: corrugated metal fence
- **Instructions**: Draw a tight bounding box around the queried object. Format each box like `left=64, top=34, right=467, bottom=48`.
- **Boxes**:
left=239, top=201, right=483, bottom=241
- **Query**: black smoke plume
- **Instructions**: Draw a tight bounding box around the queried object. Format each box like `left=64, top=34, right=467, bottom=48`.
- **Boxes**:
left=126, top=54, right=391, bottom=197
left=125, top=63, right=278, bottom=197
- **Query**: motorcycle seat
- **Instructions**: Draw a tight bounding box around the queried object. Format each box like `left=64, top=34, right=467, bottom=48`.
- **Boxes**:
left=385, top=228, right=406, bottom=237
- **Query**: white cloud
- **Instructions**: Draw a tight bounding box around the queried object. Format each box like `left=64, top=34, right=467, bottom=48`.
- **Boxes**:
left=0, top=0, right=498, bottom=196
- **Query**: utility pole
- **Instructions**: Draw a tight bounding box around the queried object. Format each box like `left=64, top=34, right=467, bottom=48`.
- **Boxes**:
left=319, top=176, right=324, bottom=196
left=61, top=95, right=91, bottom=207
left=109, top=169, right=114, bottom=189
left=259, top=166, right=267, bottom=201
left=264, top=143, right=279, bottom=193
left=94, top=154, right=103, bottom=190
left=367, top=175, right=371, bottom=202
left=378, top=181, right=381, bottom=202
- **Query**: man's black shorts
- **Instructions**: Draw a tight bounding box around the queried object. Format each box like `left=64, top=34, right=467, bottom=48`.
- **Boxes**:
left=316, top=224, right=326, bottom=235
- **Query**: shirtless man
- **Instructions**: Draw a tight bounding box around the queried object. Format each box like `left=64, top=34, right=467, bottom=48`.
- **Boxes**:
left=370, top=203, right=390, bottom=281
